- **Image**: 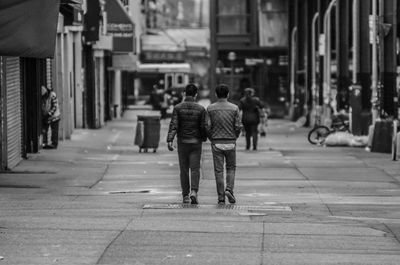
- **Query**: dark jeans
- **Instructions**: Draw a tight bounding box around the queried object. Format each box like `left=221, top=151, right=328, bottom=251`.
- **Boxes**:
left=42, top=119, right=60, bottom=147
left=244, top=124, right=258, bottom=150
left=211, top=144, right=236, bottom=202
left=177, top=142, right=202, bottom=196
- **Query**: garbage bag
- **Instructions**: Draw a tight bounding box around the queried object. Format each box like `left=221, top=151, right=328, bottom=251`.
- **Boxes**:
left=349, top=136, right=368, bottom=147
left=324, top=131, right=353, bottom=146
left=134, top=121, right=144, bottom=146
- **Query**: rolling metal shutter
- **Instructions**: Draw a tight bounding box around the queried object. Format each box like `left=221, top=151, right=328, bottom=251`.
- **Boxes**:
left=5, top=57, right=22, bottom=169
left=46, top=58, right=53, bottom=90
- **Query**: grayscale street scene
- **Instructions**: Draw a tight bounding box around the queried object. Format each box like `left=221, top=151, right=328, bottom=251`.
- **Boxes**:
left=1, top=0, right=400, bottom=264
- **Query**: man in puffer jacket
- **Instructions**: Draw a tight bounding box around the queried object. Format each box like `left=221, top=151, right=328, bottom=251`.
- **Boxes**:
left=167, top=83, right=207, bottom=204
left=205, top=84, right=242, bottom=205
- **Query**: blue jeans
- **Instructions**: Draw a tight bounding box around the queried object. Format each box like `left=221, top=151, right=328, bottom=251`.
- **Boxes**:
left=177, top=142, right=202, bottom=196
left=211, top=144, right=236, bottom=202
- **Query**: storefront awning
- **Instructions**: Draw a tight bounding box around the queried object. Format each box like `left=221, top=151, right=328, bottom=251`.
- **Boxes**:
left=137, top=63, right=191, bottom=73
left=0, top=0, right=60, bottom=58
left=60, top=0, right=82, bottom=10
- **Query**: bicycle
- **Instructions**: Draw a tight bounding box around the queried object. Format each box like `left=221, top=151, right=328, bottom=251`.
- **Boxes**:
left=308, top=113, right=349, bottom=145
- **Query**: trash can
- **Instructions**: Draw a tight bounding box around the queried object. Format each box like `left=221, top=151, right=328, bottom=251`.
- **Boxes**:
left=134, top=115, right=161, bottom=153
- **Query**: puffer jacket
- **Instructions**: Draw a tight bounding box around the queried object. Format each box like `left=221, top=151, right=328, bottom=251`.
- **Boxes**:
left=42, top=91, right=61, bottom=122
left=167, top=96, right=206, bottom=144
left=205, top=98, right=242, bottom=144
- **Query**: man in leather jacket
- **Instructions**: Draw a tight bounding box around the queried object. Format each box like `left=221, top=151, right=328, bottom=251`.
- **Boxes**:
left=167, top=84, right=207, bottom=204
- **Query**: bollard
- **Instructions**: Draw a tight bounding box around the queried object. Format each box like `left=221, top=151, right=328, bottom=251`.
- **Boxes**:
left=392, top=120, right=398, bottom=160
left=113, top=104, right=118, bottom=118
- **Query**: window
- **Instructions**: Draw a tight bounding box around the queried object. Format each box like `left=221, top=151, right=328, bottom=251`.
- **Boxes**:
left=259, top=0, right=288, bottom=47
left=176, top=74, right=183, bottom=85
left=217, top=0, right=250, bottom=34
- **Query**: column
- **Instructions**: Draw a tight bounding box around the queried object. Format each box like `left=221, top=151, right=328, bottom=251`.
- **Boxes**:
left=113, top=69, right=122, bottom=119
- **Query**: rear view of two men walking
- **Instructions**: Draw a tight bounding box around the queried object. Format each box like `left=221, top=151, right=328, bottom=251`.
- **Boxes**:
left=167, top=83, right=242, bottom=205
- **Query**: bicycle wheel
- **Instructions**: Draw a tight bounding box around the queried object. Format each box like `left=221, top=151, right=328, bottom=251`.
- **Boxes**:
left=308, top=126, right=330, bottom=145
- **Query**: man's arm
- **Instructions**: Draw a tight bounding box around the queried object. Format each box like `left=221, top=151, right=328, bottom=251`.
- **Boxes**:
left=167, top=107, right=178, bottom=143
left=234, top=107, right=242, bottom=138
left=48, top=92, right=58, bottom=116
left=200, top=108, right=207, bottom=142
left=204, top=109, right=212, bottom=140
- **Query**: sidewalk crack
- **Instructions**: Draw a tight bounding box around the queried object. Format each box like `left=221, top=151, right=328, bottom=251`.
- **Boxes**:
left=95, top=216, right=135, bottom=264
left=89, top=164, right=110, bottom=189
left=260, top=221, right=265, bottom=265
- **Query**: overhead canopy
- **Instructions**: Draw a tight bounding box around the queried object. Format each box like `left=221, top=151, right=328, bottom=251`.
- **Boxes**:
left=137, top=63, right=191, bottom=73
left=60, top=0, right=82, bottom=10
left=0, top=0, right=60, bottom=58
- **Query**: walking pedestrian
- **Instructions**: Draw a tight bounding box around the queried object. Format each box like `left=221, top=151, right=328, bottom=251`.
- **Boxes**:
left=239, top=87, right=265, bottom=151
left=167, top=83, right=207, bottom=204
left=205, top=84, right=242, bottom=205
left=41, top=85, right=61, bottom=149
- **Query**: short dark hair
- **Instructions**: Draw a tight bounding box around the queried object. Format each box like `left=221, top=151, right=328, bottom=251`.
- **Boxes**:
left=215, top=84, right=229, bottom=98
left=185, top=83, right=198, bottom=97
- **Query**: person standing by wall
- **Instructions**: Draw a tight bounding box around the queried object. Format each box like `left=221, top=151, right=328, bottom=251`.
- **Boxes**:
left=41, top=86, right=61, bottom=149
left=239, top=87, right=265, bottom=151
left=205, top=84, right=242, bottom=205
left=167, top=83, right=207, bottom=204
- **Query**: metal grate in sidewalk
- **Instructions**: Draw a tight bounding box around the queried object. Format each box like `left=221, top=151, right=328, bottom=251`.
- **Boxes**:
left=142, top=204, right=291, bottom=212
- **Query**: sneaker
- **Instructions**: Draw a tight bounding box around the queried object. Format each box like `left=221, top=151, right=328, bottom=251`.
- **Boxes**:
left=225, top=189, right=236, bottom=204
left=182, top=195, right=190, bottom=204
left=190, top=190, right=198, bottom=205
left=218, top=200, right=225, bottom=205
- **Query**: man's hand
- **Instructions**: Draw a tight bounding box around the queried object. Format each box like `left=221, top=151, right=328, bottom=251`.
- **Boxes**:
left=167, top=142, right=174, bottom=151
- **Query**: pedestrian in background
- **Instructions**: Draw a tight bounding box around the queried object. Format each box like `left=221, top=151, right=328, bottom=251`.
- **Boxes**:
left=205, top=84, right=242, bottom=205
left=167, top=83, right=207, bottom=204
left=41, top=85, right=61, bottom=149
left=239, top=87, right=265, bottom=151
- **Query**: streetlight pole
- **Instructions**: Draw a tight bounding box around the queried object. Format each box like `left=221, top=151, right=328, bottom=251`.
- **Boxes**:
left=228, top=51, right=236, bottom=91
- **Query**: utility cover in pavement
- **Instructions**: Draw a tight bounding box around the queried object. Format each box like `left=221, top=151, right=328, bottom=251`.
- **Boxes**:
left=143, top=204, right=291, bottom=211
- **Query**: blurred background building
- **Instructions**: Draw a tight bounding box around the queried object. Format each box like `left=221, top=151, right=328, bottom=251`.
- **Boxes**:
left=210, top=0, right=289, bottom=118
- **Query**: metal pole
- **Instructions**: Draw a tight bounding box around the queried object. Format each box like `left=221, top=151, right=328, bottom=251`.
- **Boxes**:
left=323, top=0, right=337, bottom=123
left=230, top=60, right=234, bottom=91
left=311, top=13, right=319, bottom=124
left=352, top=0, right=359, bottom=83
left=290, top=27, right=297, bottom=109
left=371, top=0, right=378, bottom=123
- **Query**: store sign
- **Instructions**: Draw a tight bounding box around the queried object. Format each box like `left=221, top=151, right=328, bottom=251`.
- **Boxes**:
left=142, top=51, right=185, bottom=62
left=319, top=34, right=325, bottom=56
left=245, top=58, right=264, bottom=66
left=105, top=0, right=134, bottom=53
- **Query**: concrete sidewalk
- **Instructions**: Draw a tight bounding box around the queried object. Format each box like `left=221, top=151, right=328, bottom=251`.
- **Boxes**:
left=1, top=109, right=400, bottom=265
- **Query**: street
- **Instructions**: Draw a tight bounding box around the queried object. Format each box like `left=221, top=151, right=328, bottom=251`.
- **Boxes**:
left=1, top=109, right=400, bottom=265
